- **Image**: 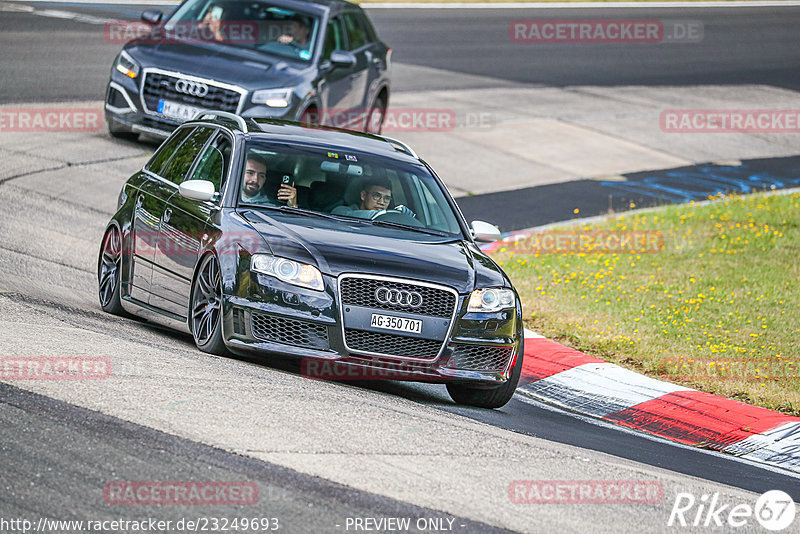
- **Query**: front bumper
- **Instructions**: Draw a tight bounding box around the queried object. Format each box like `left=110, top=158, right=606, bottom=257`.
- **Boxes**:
left=105, top=70, right=298, bottom=137
left=222, top=272, right=522, bottom=386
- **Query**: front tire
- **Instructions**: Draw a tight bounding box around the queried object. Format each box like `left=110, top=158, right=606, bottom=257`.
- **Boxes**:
left=98, top=226, right=126, bottom=315
left=366, top=95, right=386, bottom=134
left=446, top=339, right=524, bottom=409
left=108, top=117, right=138, bottom=140
left=190, top=254, right=227, bottom=355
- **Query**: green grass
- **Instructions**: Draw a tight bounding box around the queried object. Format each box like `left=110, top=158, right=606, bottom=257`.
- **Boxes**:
left=491, top=191, right=800, bottom=415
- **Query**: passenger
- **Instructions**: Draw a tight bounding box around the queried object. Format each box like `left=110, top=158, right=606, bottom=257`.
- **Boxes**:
left=332, top=177, right=415, bottom=219
left=241, top=154, right=297, bottom=207
left=277, top=15, right=310, bottom=47
left=198, top=4, right=225, bottom=42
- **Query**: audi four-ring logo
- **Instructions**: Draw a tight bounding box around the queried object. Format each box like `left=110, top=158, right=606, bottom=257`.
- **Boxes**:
left=375, top=287, right=423, bottom=308
left=175, top=79, right=209, bottom=97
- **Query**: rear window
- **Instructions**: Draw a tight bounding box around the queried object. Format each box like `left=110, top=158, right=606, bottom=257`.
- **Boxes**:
left=342, top=13, right=367, bottom=50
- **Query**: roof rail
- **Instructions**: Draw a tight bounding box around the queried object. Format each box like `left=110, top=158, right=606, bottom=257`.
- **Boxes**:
left=381, top=135, right=418, bottom=159
left=192, top=110, right=248, bottom=133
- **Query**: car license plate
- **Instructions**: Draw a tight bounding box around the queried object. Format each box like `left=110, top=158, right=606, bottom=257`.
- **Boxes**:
left=157, top=100, right=203, bottom=122
left=370, top=313, right=422, bottom=334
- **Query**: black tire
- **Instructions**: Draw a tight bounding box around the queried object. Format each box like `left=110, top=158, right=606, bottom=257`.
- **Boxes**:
left=299, top=107, right=319, bottom=127
left=108, top=119, right=138, bottom=140
left=446, top=338, right=524, bottom=409
left=365, top=96, right=386, bottom=134
left=98, top=226, right=126, bottom=315
left=190, top=254, right=228, bottom=355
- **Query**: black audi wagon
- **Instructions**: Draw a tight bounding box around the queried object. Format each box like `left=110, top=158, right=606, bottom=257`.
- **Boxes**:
left=105, top=0, right=390, bottom=139
left=98, top=112, right=523, bottom=408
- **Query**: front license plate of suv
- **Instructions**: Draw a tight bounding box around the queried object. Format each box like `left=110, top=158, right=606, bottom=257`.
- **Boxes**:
left=158, top=100, right=203, bottom=122
left=370, top=313, right=423, bottom=334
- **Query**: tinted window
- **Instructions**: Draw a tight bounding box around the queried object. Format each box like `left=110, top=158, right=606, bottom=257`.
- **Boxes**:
left=343, top=13, right=367, bottom=50
left=357, top=12, right=377, bottom=42
left=161, top=127, right=214, bottom=184
left=188, top=133, right=232, bottom=192
left=146, top=127, right=193, bottom=176
left=322, top=17, right=345, bottom=60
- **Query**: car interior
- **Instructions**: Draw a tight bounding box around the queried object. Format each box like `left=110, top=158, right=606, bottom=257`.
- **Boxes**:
left=237, top=148, right=460, bottom=235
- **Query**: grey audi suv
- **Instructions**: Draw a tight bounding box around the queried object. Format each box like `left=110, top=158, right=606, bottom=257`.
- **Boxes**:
left=105, top=0, right=390, bottom=139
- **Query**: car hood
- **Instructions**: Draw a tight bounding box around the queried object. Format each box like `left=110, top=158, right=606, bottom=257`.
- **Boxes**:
left=126, top=42, right=306, bottom=89
left=241, top=210, right=508, bottom=294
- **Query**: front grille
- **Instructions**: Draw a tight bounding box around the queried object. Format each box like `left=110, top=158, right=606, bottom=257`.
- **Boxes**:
left=340, top=277, right=456, bottom=318
left=251, top=312, right=329, bottom=350
left=449, top=344, right=513, bottom=371
left=142, top=72, right=241, bottom=114
left=345, top=329, right=442, bottom=360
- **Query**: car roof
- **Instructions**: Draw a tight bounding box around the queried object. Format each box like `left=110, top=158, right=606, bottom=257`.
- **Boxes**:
left=190, top=116, right=422, bottom=164
left=243, top=0, right=361, bottom=15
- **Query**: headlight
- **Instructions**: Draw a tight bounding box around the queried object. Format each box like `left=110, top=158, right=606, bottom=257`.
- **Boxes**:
left=251, top=88, right=292, bottom=108
left=468, top=288, right=515, bottom=313
left=114, top=50, right=140, bottom=79
left=251, top=254, right=323, bottom=291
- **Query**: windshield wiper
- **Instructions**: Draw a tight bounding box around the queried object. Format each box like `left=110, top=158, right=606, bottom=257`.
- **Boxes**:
left=369, top=219, right=452, bottom=237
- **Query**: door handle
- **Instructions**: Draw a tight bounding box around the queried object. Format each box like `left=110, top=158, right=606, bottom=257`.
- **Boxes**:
left=163, top=208, right=172, bottom=223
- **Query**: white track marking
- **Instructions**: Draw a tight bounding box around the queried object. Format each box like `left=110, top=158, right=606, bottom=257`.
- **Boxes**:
left=521, top=361, right=693, bottom=417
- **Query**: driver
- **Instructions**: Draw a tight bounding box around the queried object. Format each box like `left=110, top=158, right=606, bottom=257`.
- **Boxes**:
left=332, top=177, right=415, bottom=220
left=277, top=15, right=310, bottom=47
left=240, top=154, right=297, bottom=207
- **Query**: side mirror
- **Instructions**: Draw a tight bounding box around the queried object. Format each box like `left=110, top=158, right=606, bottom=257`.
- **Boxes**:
left=470, top=220, right=501, bottom=243
left=141, top=10, right=164, bottom=25
left=329, top=50, right=357, bottom=69
left=179, top=180, right=216, bottom=202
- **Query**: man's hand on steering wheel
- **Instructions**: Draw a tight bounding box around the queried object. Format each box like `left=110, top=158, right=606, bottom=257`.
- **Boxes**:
left=371, top=205, right=416, bottom=219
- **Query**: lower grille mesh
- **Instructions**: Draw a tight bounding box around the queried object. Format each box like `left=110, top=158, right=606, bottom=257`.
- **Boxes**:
left=345, top=329, right=442, bottom=360
left=449, top=344, right=513, bottom=371
left=251, top=313, right=329, bottom=350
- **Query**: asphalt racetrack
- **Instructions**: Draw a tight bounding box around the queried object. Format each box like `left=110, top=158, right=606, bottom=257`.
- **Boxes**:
left=1, top=2, right=799, bottom=532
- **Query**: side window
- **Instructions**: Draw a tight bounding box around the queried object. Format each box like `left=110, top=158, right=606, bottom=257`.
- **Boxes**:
left=160, top=127, right=214, bottom=184
left=188, top=133, right=232, bottom=193
left=342, top=13, right=366, bottom=50
left=358, top=12, right=377, bottom=43
left=145, top=127, right=193, bottom=176
left=322, top=17, right=345, bottom=60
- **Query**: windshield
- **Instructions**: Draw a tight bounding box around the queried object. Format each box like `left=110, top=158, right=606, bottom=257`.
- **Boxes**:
left=166, top=0, right=319, bottom=61
left=238, top=141, right=465, bottom=237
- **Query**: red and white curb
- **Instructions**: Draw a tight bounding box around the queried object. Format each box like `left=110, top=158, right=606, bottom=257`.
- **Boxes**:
left=518, top=329, right=800, bottom=474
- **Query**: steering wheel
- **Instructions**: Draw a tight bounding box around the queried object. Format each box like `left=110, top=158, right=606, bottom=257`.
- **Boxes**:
left=371, top=209, right=425, bottom=228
